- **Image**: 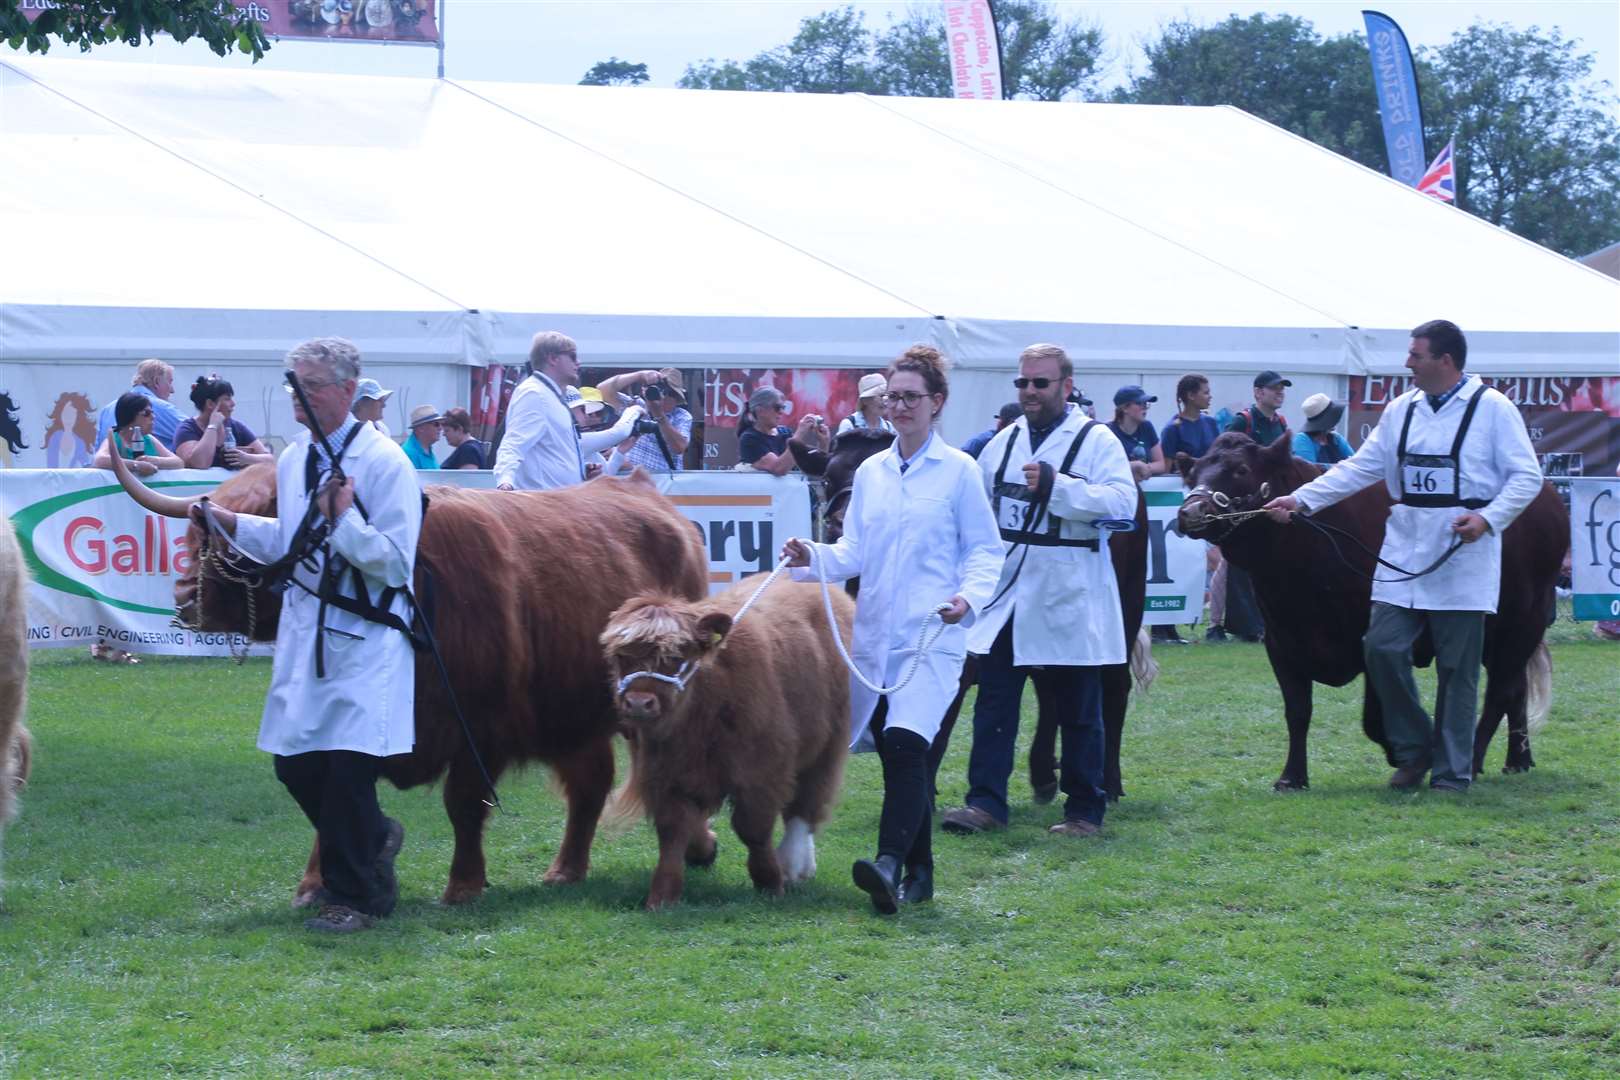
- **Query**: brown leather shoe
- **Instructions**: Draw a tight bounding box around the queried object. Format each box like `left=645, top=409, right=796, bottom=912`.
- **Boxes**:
left=1388, top=763, right=1429, bottom=790
left=940, top=805, right=1004, bottom=835
left=304, top=904, right=374, bottom=933
left=1048, top=818, right=1100, bottom=838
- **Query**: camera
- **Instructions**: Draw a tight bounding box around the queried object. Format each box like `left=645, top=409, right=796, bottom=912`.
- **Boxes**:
left=632, top=418, right=662, bottom=436
left=643, top=381, right=669, bottom=402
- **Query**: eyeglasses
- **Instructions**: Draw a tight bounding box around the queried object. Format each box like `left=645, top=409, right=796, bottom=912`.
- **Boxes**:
left=283, top=379, right=342, bottom=394
left=1013, top=377, right=1055, bottom=390
left=880, top=391, right=930, bottom=409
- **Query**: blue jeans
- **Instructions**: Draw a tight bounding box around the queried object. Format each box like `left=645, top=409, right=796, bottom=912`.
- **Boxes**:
left=965, top=622, right=1107, bottom=826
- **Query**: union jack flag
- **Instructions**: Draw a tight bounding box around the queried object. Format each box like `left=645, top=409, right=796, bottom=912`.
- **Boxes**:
left=1417, top=139, right=1455, bottom=202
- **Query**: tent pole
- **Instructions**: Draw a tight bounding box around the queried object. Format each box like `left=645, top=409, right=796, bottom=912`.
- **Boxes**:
left=436, top=0, right=447, bottom=79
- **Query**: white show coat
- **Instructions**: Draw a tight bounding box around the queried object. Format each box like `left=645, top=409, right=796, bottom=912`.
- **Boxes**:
left=791, top=434, right=1004, bottom=748
left=233, top=421, right=422, bottom=757
left=1292, top=378, right=1542, bottom=613
left=493, top=372, right=642, bottom=490
left=966, top=406, right=1139, bottom=667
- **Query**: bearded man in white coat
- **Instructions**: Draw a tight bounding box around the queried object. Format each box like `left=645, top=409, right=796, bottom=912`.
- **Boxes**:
left=194, top=338, right=420, bottom=933
left=941, top=344, right=1138, bottom=839
left=1263, top=320, right=1543, bottom=792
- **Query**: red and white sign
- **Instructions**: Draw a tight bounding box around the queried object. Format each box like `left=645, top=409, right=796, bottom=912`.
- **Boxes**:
left=943, top=1, right=1003, bottom=101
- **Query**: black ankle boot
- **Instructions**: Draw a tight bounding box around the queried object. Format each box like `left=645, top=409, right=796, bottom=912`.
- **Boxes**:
left=898, top=864, right=933, bottom=905
left=852, top=854, right=902, bottom=915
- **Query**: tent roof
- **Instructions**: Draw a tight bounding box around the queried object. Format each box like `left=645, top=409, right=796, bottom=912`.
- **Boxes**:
left=3, top=55, right=1615, bottom=374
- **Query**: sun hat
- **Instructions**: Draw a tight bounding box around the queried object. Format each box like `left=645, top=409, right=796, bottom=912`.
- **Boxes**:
left=858, top=373, right=887, bottom=400
left=354, top=378, right=393, bottom=402
left=1301, top=393, right=1345, bottom=433
left=408, top=404, right=443, bottom=428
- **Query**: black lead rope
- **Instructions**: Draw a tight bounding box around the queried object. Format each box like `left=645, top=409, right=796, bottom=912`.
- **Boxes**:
left=1291, top=512, right=1467, bottom=584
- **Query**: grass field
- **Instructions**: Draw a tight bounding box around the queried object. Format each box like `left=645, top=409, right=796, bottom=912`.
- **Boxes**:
left=2, top=625, right=1617, bottom=1078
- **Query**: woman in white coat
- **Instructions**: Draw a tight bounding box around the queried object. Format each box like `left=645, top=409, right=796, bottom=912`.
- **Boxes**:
left=783, top=345, right=1003, bottom=914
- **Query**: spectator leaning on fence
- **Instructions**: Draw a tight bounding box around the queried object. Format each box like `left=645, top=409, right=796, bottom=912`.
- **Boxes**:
left=1292, top=394, right=1354, bottom=466
left=1160, top=373, right=1221, bottom=464
left=94, top=392, right=183, bottom=475
left=174, top=375, right=274, bottom=470
left=440, top=408, right=487, bottom=470
left=96, top=358, right=181, bottom=450
left=737, top=387, right=796, bottom=475
left=1108, top=385, right=1165, bottom=482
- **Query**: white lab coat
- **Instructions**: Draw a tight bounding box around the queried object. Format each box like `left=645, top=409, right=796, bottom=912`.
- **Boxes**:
left=1292, top=379, right=1542, bottom=613
left=233, top=422, right=422, bottom=756
left=493, top=373, right=643, bottom=490
left=791, top=434, right=1004, bottom=749
left=966, top=407, right=1139, bottom=666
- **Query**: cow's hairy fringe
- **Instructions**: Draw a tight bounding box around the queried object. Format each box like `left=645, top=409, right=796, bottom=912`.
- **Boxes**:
left=1131, top=626, right=1158, bottom=693
left=1526, top=640, right=1552, bottom=735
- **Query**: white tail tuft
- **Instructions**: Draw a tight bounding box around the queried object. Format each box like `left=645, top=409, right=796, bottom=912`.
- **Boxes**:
left=1525, top=641, right=1553, bottom=735
left=599, top=732, right=647, bottom=837
left=1130, top=626, right=1158, bottom=692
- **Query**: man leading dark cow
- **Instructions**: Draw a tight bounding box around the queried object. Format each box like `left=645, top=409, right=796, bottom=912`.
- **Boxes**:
left=1261, top=320, right=1545, bottom=792
left=110, top=353, right=709, bottom=921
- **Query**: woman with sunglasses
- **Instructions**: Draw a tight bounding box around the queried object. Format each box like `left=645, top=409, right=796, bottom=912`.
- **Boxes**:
left=782, top=345, right=1003, bottom=914
left=93, top=392, right=183, bottom=477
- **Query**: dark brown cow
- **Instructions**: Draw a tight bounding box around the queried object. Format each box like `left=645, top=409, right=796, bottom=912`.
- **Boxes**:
left=1176, top=432, right=1567, bottom=790
left=601, top=576, right=853, bottom=910
left=112, top=456, right=709, bottom=904
left=803, top=431, right=1151, bottom=802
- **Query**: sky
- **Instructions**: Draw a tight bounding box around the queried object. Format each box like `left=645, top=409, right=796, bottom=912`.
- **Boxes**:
left=54, top=1, right=1620, bottom=95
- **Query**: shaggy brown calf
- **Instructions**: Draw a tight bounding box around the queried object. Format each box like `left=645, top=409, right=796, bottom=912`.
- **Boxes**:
left=1, top=514, right=32, bottom=895
left=602, top=576, right=854, bottom=910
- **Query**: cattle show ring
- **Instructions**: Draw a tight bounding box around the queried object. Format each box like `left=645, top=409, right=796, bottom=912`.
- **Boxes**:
left=4, top=44, right=1620, bottom=1080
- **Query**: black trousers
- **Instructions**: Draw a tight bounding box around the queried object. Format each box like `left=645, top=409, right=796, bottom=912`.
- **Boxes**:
left=870, top=700, right=933, bottom=872
left=273, top=750, right=391, bottom=915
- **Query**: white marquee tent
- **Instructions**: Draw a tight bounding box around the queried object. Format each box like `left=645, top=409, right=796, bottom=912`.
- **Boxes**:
left=2, top=54, right=1615, bottom=454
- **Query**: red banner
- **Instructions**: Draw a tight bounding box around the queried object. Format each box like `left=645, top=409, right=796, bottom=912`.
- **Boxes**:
left=1348, top=375, right=1620, bottom=479
left=18, top=1, right=440, bottom=45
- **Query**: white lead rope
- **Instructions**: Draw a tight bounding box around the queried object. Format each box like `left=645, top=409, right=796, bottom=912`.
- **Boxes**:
left=614, top=548, right=952, bottom=700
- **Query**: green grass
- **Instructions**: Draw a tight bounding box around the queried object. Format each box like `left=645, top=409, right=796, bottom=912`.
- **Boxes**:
left=3, top=628, right=1617, bottom=1078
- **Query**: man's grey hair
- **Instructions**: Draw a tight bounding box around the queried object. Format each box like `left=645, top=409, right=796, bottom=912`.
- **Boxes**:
left=529, top=331, right=578, bottom=370
left=284, top=337, right=362, bottom=383
left=132, top=358, right=173, bottom=389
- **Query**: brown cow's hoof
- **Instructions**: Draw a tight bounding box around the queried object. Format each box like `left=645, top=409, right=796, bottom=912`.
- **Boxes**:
left=439, top=879, right=487, bottom=905
left=644, top=894, right=678, bottom=912
left=685, top=829, right=719, bottom=868
left=291, top=883, right=326, bottom=909
left=1272, top=778, right=1308, bottom=792
left=1502, top=764, right=1533, bottom=774
left=541, top=866, right=585, bottom=886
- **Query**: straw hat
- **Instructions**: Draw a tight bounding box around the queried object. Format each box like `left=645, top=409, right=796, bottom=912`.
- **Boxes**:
left=408, top=405, right=444, bottom=428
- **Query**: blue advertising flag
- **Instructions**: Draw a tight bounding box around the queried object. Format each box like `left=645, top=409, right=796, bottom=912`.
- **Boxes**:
left=1362, top=10, right=1427, bottom=187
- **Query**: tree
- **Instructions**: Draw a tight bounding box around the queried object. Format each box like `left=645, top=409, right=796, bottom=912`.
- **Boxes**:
left=679, top=2, right=1104, bottom=102
left=1, top=0, right=270, bottom=61
left=1425, top=24, right=1620, bottom=257
left=580, top=57, right=649, bottom=87
left=1116, top=15, right=1383, bottom=171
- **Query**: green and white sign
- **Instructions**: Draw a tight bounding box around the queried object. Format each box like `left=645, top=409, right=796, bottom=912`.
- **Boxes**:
left=1570, top=477, right=1620, bottom=621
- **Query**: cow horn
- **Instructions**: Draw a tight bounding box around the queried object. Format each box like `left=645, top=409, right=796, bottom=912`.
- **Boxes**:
left=105, top=435, right=206, bottom=518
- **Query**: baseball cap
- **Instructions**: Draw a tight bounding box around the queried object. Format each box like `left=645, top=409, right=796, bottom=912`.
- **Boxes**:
left=354, top=378, right=393, bottom=402
left=1253, top=370, right=1293, bottom=389
left=1113, top=385, right=1157, bottom=407
left=996, top=402, right=1022, bottom=424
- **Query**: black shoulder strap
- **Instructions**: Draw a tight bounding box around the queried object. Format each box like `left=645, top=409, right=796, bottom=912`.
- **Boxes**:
left=1059, top=420, right=1099, bottom=475
left=1396, top=393, right=1420, bottom=458
left=992, top=424, right=1020, bottom=487
left=1449, top=384, right=1486, bottom=458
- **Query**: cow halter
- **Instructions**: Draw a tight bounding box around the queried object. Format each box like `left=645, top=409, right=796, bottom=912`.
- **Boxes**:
left=1183, top=482, right=1272, bottom=538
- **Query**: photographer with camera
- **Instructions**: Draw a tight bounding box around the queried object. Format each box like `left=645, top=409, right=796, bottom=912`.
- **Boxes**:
left=595, top=368, right=692, bottom=473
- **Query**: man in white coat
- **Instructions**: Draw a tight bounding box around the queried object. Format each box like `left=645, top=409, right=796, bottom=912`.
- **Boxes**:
left=194, top=338, right=421, bottom=933
left=941, top=344, right=1139, bottom=838
left=494, top=330, right=645, bottom=491
left=1263, top=320, right=1543, bottom=791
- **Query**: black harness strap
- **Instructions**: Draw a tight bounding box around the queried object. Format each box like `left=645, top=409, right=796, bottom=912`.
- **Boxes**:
left=985, top=419, right=1102, bottom=612
left=1396, top=386, right=1489, bottom=510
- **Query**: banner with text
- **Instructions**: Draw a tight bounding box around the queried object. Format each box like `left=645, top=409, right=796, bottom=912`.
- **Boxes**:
left=17, top=1, right=440, bottom=45
left=1570, top=478, right=1620, bottom=622
left=2, top=468, right=812, bottom=655
left=703, top=369, right=874, bottom=469
left=942, top=1, right=1004, bottom=101
left=1362, top=10, right=1426, bottom=187
left=1348, top=375, right=1620, bottom=481
left=1141, top=477, right=1206, bottom=625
